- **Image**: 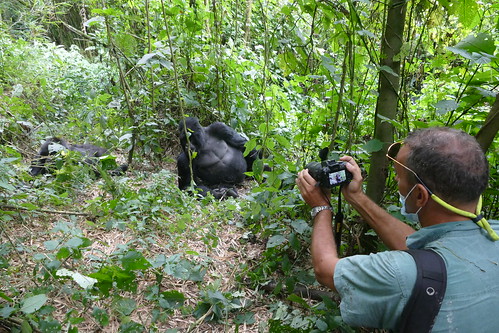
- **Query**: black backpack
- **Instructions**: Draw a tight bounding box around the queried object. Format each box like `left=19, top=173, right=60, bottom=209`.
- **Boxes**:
left=398, top=249, right=447, bottom=333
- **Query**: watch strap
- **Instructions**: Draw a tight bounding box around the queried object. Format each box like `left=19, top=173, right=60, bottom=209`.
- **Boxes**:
left=311, top=205, right=333, bottom=218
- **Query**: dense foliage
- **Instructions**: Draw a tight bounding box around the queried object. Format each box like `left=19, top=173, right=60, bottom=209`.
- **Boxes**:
left=1, top=0, right=498, bottom=331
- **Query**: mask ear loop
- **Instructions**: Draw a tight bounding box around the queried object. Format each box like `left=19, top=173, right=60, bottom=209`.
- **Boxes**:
left=431, top=195, right=499, bottom=241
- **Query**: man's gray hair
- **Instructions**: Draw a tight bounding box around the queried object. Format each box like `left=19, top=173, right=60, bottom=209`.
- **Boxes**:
left=404, top=127, right=488, bottom=203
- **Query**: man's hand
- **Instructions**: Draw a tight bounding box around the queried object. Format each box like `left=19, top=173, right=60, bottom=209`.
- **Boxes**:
left=296, top=169, right=331, bottom=208
left=339, top=155, right=364, bottom=201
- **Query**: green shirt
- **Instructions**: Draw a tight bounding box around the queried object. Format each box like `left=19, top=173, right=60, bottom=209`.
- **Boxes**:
left=334, top=220, right=499, bottom=332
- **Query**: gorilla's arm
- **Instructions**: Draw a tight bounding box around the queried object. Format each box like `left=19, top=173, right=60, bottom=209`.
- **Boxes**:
left=177, top=151, right=192, bottom=190
left=207, top=122, right=248, bottom=151
left=69, top=143, right=108, bottom=157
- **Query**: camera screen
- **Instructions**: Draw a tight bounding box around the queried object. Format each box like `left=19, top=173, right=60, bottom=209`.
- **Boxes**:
left=328, top=170, right=347, bottom=186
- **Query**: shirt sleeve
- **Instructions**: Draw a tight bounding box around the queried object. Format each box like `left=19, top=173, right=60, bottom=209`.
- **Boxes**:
left=333, top=251, right=417, bottom=330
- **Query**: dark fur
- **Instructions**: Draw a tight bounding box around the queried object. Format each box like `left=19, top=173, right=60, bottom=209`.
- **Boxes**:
left=177, top=117, right=260, bottom=199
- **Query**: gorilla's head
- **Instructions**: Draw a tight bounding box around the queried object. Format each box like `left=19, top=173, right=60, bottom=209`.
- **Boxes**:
left=179, top=117, right=205, bottom=153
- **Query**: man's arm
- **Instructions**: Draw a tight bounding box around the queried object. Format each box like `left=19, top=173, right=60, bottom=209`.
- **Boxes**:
left=310, top=209, right=338, bottom=291
left=340, top=156, right=415, bottom=250
left=296, top=169, right=339, bottom=291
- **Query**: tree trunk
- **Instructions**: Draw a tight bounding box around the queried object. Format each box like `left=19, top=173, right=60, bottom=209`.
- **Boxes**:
left=244, top=0, right=253, bottom=43
left=476, top=93, right=499, bottom=153
left=362, top=0, right=407, bottom=253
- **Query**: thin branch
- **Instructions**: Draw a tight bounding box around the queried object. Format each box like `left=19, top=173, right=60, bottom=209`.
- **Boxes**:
left=59, top=21, right=108, bottom=47
left=259, top=281, right=340, bottom=303
left=1, top=205, right=90, bottom=216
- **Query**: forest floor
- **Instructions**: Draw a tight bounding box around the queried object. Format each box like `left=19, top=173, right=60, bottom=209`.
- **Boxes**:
left=2, top=156, right=298, bottom=332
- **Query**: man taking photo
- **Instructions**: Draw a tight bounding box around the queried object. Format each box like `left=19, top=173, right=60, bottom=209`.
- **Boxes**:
left=296, top=127, right=499, bottom=332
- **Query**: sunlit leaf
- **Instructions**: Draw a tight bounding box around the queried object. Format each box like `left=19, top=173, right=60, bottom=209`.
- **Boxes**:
left=20, top=294, right=47, bottom=314
left=447, top=33, right=496, bottom=63
left=137, top=53, right=157, bottom=66
left=56, top=268, right=98, bottom=289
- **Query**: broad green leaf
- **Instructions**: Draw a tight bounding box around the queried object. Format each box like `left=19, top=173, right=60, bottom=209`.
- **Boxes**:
left=244, top=138, right=257, bottom=156
left=362, top=139, right=383, bottom=153
left=376, top=114, right=404, bottom=130
left=92, top=307, right=109, bottom=326
left=321, top=55, right=336, bottom=74
left=83, top=16, right=104, bottom=27
left=234, top=312, right=256, bottom=325
left=39, top=319, right=61, bottom=332
left=454, top=0, right=479, bottom=28
left=434, top=100, right=459, bottom=115
left=290, top=219, right=310, bottom=234
left=114, top=34, right=137, bottom=57
left=119, top=321, right=144, bottom=332
left=137, top=53, right=156, bottom=66
left=44, top=240, right=59, bottom=251
left=19, top=202, right=37, bottom=210
left=20, top=320, right=32, bottom=333
left=447, top=33, right=496, bottom=63
left=0, top=306, right=16, bottom=318
left=65, top=237, right=83, bottom=248
left=56, top=247, right=71, bottom=259
left=159, top=291, right=185, bottom=309
left=121, top=251, right=152, bottom=271
left=287, top=293, right=310, bottom=309
left=20, top=294, right=47, bottom=314
left=0, top=181, right=14, bottom=191
left=113, top=297, right=136, bottom=316
left=266, top=235, right=287, bottom=248
left=379, top=65, right=399, bottom=77
left=274, top=135, right=291, bottom=148
left=316, top=318, right=328, bottom=330
left=92, top=8, right=122, bottom=16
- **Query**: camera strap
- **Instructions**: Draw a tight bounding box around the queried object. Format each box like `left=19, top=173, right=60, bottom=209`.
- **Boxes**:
left=334, top=187, right=344, bottom=254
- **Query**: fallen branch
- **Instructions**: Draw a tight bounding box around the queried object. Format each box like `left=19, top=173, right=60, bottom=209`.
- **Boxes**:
left=1, top=204, right=90, bottom=216
left=258, top=281, right=340, bottom=303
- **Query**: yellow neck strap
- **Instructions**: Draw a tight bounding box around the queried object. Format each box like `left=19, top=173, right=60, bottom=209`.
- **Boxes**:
left=431, top=195, right=499, bottom=241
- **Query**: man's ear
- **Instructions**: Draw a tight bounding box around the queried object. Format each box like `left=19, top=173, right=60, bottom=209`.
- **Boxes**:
left=416, top=183, right=430, bottom=207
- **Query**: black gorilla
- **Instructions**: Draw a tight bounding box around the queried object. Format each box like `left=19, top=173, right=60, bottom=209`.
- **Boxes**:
left=30, top=137, right=128, bottom=176
left=177, top=117, right=260, bottom=199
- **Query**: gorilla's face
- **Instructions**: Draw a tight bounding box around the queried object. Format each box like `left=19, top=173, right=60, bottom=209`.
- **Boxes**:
left=179, top=117, right=205, bottom=153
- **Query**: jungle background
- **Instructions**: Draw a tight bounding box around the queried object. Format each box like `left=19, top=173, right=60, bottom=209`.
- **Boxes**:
left=1, top=0, right=499, bottom=332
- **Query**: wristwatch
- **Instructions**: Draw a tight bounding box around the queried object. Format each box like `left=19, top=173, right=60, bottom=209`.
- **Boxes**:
left=310, top=205, right=333, bottom=218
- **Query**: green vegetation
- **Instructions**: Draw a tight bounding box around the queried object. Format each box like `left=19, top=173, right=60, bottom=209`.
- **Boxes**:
left=1, top=0, right=498, bottom=331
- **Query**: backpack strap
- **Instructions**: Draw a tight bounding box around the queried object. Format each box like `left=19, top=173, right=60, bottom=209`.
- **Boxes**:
left=398, top=249, right=447, bottom=333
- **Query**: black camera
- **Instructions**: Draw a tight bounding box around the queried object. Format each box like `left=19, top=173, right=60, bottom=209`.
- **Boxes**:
left=306, top=160, right=353, bottom=188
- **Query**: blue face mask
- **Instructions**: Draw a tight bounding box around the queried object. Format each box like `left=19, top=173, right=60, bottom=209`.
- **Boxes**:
left=399, top=184, right=422, bottom=223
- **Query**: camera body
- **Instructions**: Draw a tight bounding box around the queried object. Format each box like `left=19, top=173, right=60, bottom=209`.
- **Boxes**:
left=306, top=160, right=353, bottom=188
